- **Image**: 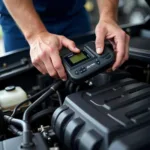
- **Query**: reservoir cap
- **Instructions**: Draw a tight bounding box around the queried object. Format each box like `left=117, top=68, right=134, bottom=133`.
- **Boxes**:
left=5, top=86, right=16, bottom=92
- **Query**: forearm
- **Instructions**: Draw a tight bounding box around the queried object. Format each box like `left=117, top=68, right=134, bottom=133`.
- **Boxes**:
left=97, top=0, right=119, bottom=22
left=3, top=0, right=47, bottom=42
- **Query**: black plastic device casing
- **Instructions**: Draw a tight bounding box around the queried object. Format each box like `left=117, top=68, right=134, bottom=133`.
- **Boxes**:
left=62, top=41, right=115, bottom=83
left=52, top=78, right=150, bottom=150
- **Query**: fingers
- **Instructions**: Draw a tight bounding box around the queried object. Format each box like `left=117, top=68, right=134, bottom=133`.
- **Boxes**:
left=31, top=51, right=47, bottom=75
left=31, top=44, right=59, bottom=78
left=124, top=34, right=130, bottom=63
left=112, top=31, right=129, bottom=70
left=30, top=33, right=69, bottom=80
left=32, top=46, right=66, bottom=80
left=43, top=54, right=58, bottom=78
left=34, top=63, right=46, bottom=75
left=32, top=60, right=46, bottom=75
left=49, top=46, right=67, bottom=81
left=95, top=20, right=130, bottom=71
left=38, top=62, right=47, bottom=74
left=60, top=36, right=80, bottom=53
left=112, top=41, right=125, bottom=70
left=95, top=27, right=106, bottom=54
left=42, top=45, right=66, bottom=80
left=109, top=39, right=116, bottom=51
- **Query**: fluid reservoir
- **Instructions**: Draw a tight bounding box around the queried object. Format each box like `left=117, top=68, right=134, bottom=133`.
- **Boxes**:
left=0, top=86, right=27, bottom=110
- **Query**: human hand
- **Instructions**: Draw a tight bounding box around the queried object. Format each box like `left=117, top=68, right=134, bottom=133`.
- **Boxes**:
left=28, top=32, right=80, bottom=81
left=95, top=18, right=130, bottom=71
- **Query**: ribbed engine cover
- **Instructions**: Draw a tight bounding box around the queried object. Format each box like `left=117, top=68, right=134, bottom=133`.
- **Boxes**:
left=52, top=78, right=150, bottom=150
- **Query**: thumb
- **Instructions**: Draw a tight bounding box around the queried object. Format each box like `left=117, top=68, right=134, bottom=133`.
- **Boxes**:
left=60, top=36, right=80, bottom=53
left=95, top=28, right=106, bottom=54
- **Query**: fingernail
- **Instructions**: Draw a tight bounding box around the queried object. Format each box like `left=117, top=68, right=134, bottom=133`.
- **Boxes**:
left=112, top=67, right=116, bottom=71
left=97, top=48, right=103, bottom=54
left=75, top=47, right=80, bottom=51
left=62, top=78, right=67, bottom=81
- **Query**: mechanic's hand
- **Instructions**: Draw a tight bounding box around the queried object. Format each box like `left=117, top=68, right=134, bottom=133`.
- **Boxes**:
left=95, top=19, right=130, bottom=71
left=29, top=31, right=80, bottom=81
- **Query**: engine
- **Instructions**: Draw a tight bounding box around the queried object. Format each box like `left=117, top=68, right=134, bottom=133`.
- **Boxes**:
left=0, top=66, right=150, bottom=150
left=0, top=16, right=150, bottom=150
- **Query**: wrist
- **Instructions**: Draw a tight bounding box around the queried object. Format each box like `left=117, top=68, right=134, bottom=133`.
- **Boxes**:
left=25, top=27, right=47, bottom=44
left=100, top=8, right=118, bottom=23
left=99, top=15, right=118, bottom=24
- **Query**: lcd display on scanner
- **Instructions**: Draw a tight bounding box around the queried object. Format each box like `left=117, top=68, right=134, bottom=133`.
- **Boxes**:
left=70, top=52, right=87, bottom=64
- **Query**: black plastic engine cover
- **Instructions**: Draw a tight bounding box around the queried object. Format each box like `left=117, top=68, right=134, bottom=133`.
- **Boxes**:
left=52, top=78, right=150, bottom=150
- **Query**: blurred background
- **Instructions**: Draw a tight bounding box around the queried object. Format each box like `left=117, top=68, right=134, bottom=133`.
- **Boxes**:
left=0, top=0, right=150, bottom=56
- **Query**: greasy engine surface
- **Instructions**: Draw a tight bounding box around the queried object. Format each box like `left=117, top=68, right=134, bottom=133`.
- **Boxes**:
left=52, top=78, right=150, bottom=150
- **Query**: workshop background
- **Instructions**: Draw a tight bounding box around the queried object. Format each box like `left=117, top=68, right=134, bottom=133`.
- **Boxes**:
left=0, top=0, right=149, bottom=56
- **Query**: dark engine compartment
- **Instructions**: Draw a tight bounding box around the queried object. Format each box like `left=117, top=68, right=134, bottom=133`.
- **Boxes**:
left=0, top=19, right=150, bottom=150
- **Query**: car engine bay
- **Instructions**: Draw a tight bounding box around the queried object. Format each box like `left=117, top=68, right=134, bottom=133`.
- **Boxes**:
left=0, top=19, right=150, bottom=150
